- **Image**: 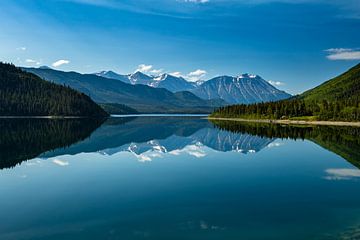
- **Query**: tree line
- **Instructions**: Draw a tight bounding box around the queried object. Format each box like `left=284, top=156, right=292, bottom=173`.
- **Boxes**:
left=0, top=62, right=108, bottom=117
left=211, top=98, right=360, bottom=121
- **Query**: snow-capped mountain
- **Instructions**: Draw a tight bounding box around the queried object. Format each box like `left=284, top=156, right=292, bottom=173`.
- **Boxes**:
left=93, top=70, right=291, bottom=104
left=128, top=71, right=154, bottom=85
left=94, top=70, right=131, bottom=84
left=190, top=74, right=291, bottom=104
left=152, top=74, right=196, bottom=92
left=95, top=70, right=196, bottom=92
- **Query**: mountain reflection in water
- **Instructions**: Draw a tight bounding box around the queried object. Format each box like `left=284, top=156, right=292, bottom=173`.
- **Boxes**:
left=2, top=116, right=360, bottom=240
left=1, top=116, right=359, bottom=169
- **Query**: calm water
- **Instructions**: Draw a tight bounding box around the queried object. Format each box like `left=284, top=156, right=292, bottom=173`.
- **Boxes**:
left=1, top=116, right=360, bottom=240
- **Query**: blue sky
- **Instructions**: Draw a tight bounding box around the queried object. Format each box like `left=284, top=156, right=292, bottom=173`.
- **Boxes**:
left=0, top=0, right=359, bottom=94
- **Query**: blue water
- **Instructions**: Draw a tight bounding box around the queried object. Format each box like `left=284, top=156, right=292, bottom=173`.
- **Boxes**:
left=0, top=116, right=360, bottom=239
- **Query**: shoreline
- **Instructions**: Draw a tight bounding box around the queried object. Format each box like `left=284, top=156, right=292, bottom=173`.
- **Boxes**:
left=111, top=113, right=209, bottom=117
left=0, top=114, right=208, bottom=119
left=0, top=116, right=87, bottom=119
left=207, top=117, right=360, bottom=127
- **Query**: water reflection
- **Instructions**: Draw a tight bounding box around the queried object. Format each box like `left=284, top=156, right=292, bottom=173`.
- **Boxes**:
left=211, top=119, right=360, bottom=168
left=2, top=116, right=360, bottom=240
left=0, top=118, right=104, bottom=169
left=1, top=116, right=360, bottom=169
left=41, top=117, right=275, bottom=162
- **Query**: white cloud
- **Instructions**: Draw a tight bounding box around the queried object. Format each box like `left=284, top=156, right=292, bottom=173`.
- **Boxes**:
left=150, top=68, right=163, bottom=74
left=268, top=80, right=284, bottom=86
left=187, top=69, right=207, bottom=82
left=189, top=69, right=207, bottom=77
left=325, top=48, right=360, bottom=60
left=170, top=71, right=183, bottom=77
left=16, top=47, right=26, bottom=51
left=25, top=59, right=41, bottom=65
left=134, top=65, right=207, bottom=82
left=136, top=64, right=153, bottom=73
left=135, top=64, right=163, bottom=75
left=52, top=59, right=70, bottom=67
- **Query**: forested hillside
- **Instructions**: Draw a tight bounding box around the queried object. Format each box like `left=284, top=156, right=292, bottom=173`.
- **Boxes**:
left=301, top=63, right=360, bottom=102
left=211, top=63, right=360, bottom=121
left=99, top=103, right=138, bottom=114
left=0, top=63, right=108, bottom=117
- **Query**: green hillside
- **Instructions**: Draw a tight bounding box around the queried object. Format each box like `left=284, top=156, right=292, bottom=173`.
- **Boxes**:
left=301, top=63, right=360, bottom=102
left=211, top=63, right=360, bottom=121
left=0, top=63, right=108, bottom=117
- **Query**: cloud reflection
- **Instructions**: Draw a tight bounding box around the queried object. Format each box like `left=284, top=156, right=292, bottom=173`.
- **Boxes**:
left=53, top=159, right=70, bottom=167
left=324, top=168, right=360, bottom=180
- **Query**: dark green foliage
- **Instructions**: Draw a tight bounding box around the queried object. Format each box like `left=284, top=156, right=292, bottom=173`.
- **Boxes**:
left=211, top=63, right=360, bottom=121
left=211, top=98, right=360, bottom=121
left=301, top=63, right=360, bottom=102
left=0, top=118, right=104, bottom=169
left=99, top=103, right=138, bottom=114
left=0, top=62, right=108, bottom=117
left=211, top=120, right=360, bottom=167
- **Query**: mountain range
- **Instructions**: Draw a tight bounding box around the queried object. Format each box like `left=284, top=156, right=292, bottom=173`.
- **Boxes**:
left=95, top=70, right=197, bottom=92
left=24, top=67, right=291, bottom=113
left=24, top=67, right=225, bottom=113
left=96, top=70, right=291, bottom=104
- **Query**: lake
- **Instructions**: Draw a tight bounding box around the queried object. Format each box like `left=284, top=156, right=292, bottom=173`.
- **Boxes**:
left=1, top=116, right=360, bottom=240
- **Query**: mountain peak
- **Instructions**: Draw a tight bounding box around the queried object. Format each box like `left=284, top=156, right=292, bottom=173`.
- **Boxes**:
left=128, top=71, right=153, bottom=85
left=38, top=65, right=52, bottom=70
left=153, top=73, right=169, bottom=81
left=190, top=74, right=291, bottom=104
left=94, top=70, right=130, bottom=84
left=130, top=71, right=151, bottom=79
left=105, top=70, right=117, bottom=75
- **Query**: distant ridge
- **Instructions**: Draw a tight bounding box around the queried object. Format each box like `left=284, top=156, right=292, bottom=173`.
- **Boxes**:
left=93, top=69, right=291, bottom=104
left=24, top=67, right=225, bottom=113
left=39, top=65, right=52, bottom=70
